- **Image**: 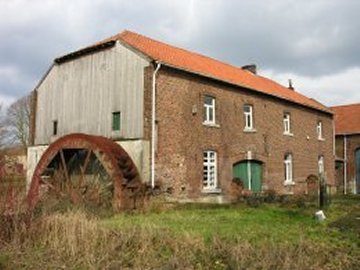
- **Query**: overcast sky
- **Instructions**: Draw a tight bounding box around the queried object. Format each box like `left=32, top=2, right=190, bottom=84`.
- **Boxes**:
left=1, top=0, right=360, bottom=107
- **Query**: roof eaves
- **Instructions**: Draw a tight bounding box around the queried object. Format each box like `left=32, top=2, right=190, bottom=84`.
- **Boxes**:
left=335, top=131, right=360, bottom=136
left=54, top=40, right=116, bottom=64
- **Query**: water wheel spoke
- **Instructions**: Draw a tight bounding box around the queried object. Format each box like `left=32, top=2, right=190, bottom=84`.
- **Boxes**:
left=59, top=149, right=70, bottom=185
left=78, top=150, right=92, bottom=189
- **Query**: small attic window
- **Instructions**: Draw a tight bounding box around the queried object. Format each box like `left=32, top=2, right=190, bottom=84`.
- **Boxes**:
left=53, top=120, right=58, bottom=136
left=112, top=111, right=121, bottom=131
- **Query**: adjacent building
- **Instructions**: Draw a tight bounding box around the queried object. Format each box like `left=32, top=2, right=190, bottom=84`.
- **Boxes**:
left=27, top=30, right=335, bottom=202
left=332, top=103, right=360, bottom=194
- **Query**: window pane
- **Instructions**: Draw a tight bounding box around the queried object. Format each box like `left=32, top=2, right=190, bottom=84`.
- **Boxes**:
left=53, top=120, right=58, bottom=136
left=203, top=107, right=208, bottom=122
left=204, top=96, right=215, bottom=123
left=204, top=96, right=213, bottom=105
left=209, top=107, right=214, bottom=121
left=246, top=114, right=251, bottom=128
left=112, top=111, right=121, bottom=131
left=284, top=114, right=290, bottom=133
left=203, top=151, right=217, bottom=189
left=244, top=105, right=250, bottom=113
left=284, top=154, right=292, bottom=182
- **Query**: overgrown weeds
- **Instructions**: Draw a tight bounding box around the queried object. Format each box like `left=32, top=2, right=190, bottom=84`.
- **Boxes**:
left=0, top=179, right=359, bottom=269
left=3, top=208, right=358, bottom=269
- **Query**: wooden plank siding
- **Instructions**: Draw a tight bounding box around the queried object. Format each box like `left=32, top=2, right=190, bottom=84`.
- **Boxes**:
left=35, top=42, right=150, bottom=145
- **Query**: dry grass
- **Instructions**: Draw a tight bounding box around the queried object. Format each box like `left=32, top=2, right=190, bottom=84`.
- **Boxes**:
left=0, top=182, right=359, bottom=269
left=0, top=207, right=358, bottom=269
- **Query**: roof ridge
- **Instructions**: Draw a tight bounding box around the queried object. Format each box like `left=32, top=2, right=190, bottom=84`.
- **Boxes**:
left=120, top=30, right=253, bottom=72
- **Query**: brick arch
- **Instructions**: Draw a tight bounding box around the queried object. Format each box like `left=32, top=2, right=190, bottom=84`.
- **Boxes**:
left=27, top=133, right=141, bottom=211
left=231, top=154, right=266, bottom=167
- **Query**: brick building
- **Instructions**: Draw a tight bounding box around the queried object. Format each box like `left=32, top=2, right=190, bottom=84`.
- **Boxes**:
left=27, top=30, right=335, bottom=202
left=332, top=103, right=360, bottom=194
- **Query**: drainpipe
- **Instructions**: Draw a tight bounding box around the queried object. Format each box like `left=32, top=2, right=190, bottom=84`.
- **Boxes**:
left=151, top=62, right=161, bottom=189
left=344, top=135, right=347, bottom=194
left=332, top=119, right=336, bottom=156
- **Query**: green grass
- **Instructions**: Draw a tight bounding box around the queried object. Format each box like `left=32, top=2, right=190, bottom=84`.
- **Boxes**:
left=104, top=206, right=305, bottom=240
left=103, top=201, right=359, bottom=246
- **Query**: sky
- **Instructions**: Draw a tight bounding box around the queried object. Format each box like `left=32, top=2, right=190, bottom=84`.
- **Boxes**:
left=1, top=0, right=360, bottom=108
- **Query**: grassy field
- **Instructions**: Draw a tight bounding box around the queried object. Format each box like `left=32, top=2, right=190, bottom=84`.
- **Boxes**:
left=0, top=190, right=359, bottom=269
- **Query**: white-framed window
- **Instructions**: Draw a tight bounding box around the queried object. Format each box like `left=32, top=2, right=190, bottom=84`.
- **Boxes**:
left=203, top=96, right=216, bottom=124
left=243, top=104, right=254, bottom=130
left=283, top=112, right=292, bottom=134
left=317, top=120, right=324, bottom=140
left=318, top=155, right=324, bottom=176
left=284, top=153, right=293, bottom=184
left=203, top=150, right=217, bottom=190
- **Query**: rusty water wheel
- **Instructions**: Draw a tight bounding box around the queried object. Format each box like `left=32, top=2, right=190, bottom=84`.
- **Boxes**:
left=27, top=134, right=145, bottom=212
left=39, top=149, right=113, bottom=210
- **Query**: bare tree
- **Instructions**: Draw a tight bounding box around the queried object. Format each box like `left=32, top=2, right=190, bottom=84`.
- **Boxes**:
left=6, top=95, right=31, bottom=148
left=0, top=104, right=7, bottom=148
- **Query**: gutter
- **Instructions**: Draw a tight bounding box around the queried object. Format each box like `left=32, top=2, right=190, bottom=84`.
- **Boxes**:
left=151, top=62, right=161, bottom=189
left=54, top=41, right=116, bottom=64
left=344, top=135, right=347, bottom=194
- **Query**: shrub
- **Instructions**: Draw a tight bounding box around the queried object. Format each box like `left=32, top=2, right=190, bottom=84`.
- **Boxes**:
left=263, top=189, right=277, bottom=203
left=244, top=193, right=263, bottom=208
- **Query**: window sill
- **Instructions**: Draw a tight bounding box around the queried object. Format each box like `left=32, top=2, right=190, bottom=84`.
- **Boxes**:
left=318, top=137, right=325, bottom=141
left=243, top=128, right=256, bottom=133
left=202, top=188, right=222, bottom=194
left=203, top=122, right=220, bottom=128
left=283, top=132, right=294, bottom=137
left=284, top=181, right=295, bottom=186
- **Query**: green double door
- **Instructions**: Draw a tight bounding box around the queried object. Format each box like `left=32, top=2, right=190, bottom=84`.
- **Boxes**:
left=233, top=161, right=262, bottom=192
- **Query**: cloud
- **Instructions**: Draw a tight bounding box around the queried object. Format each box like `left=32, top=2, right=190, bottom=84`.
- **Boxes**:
left=0, top=0, right=359, bottom=107
left=262, top=67, right=360, bottom=106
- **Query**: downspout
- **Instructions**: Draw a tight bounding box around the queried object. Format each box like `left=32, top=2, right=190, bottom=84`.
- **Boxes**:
left=344, top=135, right=347, bottom=194
left=151, top=62, right=161, bottom=189
left=332, top=118, right=336, bottom=157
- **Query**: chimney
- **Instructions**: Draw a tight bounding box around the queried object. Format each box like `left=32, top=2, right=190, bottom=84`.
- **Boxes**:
left=288, top=79, right=294, bottom=90
left=241, top=64, right=257, bottom=75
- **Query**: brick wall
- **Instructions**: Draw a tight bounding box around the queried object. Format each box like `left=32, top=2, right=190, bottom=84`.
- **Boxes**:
left=336, top=134, right=360, bottom=193
left=147, top=67, right=334, bottom=200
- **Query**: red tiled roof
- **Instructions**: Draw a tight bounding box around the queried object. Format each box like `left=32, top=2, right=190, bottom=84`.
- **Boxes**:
left=331, top=103, right=360, bottom=135
left=59, top=30, right=332, bottom=114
